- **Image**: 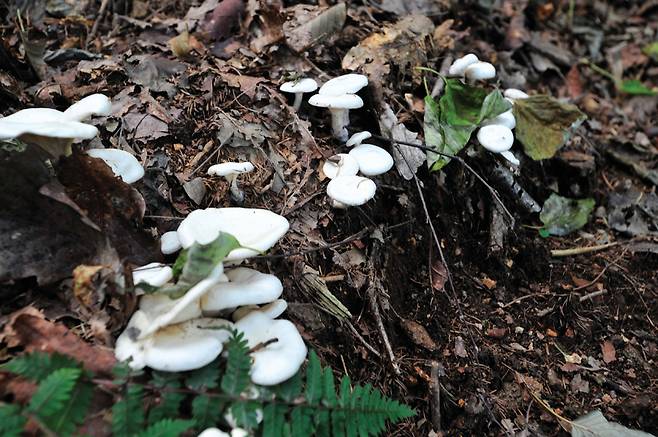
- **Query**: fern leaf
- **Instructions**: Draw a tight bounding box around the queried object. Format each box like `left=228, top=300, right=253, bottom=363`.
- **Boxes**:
left=191, top=395, right=223, bottom=429
left=134, top=418, right=195, bottom=437
left=262, top=404, right=287, bottom=437
left=27, top=367, right=81, bottom=420
left=0, top=404, right=27, bottom=437
left=112, top=384, right=145, bottom=436
left=185, top=360, right=220, bottom=390
left=3, top=352, right=79, bottom=382
left=227, top=400, right=261, bottom=429
left=43, top=380, right=93, bottom=435
left=304, top=351, right=322, bottom=405
left=272, top=370, right=302, bottom=402
left=220, top=330, right=251, bottom=397
left=148, top=389, right=185, bottom=425
left=290, top=406, right=314, bottom=437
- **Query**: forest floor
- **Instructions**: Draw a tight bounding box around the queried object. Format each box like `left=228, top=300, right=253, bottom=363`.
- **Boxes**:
left=1, top=0, right=657, bottom=435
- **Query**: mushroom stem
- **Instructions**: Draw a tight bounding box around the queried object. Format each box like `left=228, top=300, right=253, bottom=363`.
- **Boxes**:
left=292, top=93, right=303, bottom=111
left=228, top=175, right=245, bottom=204
left=329, top=108, right=349, bottom=142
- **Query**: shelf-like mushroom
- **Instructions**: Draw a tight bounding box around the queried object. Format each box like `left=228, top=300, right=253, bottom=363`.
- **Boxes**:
left=87, top=148, right=145, bottom=184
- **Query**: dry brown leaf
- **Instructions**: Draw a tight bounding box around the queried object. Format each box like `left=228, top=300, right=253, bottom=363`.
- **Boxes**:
left=601, top=340, right=617, bottom=364
left=400, top=319, right=437, bottom=351
left=284, top=3, right=346, bottom=53
left=430, top=259, right=448, bottom=292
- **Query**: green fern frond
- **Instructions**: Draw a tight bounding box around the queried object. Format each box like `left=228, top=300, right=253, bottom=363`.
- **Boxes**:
left=112, top=384, right=145, bottom=436
left=134, top=418, right=195, bottom=437
left=42, top=380, right=93, bottom=435
left=262, top=404, right=287, bottom=437
left=185, top=360, right=220, bottom=390
left=273, top=371, right=302, bottom=402
left=221, top=330, right=251, bottom=397
left=147, top=389, right=185, bottom=425
left=3, top=352, right=79, bottom=382
left=0, top=404, right=27, bottom=437
left=227, top=400, right=262, bottom=429
left=27, top=367, right=81, bottom=420
left=305, top=351, right=323, bottom=406
left=191, top=395, right=223, bottom=429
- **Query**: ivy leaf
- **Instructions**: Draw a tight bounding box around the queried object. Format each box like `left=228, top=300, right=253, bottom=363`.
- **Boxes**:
left=158, top=233, right=241, bottom=298
left=513, top=95, right=586, bottom=160
left=424, top=79, right=510, bottom=170
left=540, top=193, right=595, bottom=236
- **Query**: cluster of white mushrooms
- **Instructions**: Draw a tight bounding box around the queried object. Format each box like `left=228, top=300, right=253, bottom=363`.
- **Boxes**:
left=120, top=207, right=308, bottom=387
left=280, top=74, right=395, bottom=208
left=448, top=53, right=530, bottom=166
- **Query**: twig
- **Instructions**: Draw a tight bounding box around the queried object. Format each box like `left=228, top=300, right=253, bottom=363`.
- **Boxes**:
left=430, top=361, right=442, bottom=432
left=86, top=0, right=111, bottom=47
left=345, top=321, right=381, bottom=358
left=367, top=284, right=400, bottom=374
left=578, top=289, right=608, bottom=302
left=551, top=242, right=619, bottom=257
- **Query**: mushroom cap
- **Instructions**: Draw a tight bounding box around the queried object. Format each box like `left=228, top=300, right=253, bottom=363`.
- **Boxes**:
left=481, top=109, right=516, bottom=130
left=448, top=53, right=479, bottom=76
left=86, top=148, right=145, bottom=184
left=207, top=162, right=255, bottom=178
left=318, top=74, right=368, bottom=96
left=464, top=62, right=496, bottom=81
left=232, top=299, right=288, bottom=322
left=177, top=208, right=290, bottom=260
left=322, top=153, right=359, bottom=179
left=235, top=312, right=307, bottom=385
left=142, top=318, right=233, bottom=372
left=115, top=311, right=150, bottom=369
left=139, top=293, right=203, bottom=327
left=499, top=150, right=520, bottom=166
left=63, top=94, right=112, bottom=121
left=133, top=263, right=173, bottom=287
left=0, top=108, right=99, bottom=140
left=477, top=125, right=514, bottom=153
left=279, top=78, right=318, bottom=94
left=503, top=88, right=529, bottom=100
left=198, top=429, right=230, bottom=437
left=160, top=231, right=182, bottom=255
left=348, top=144, right=394, bottom=176
left=346, top=131, right=372, bottom=147
left=308, top=94, right=363, bottom=110
left=201, top=267, right=284, bottom=313
left=326, top=175, right=376, bottom=206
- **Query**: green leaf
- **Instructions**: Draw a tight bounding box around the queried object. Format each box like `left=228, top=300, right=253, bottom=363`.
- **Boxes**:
left=221, top=330, right=252, bottom=397
left=616, top=79, right=657, bottom=96
left=424, top=79, right=510, bottom=170
left=147, top=388, right=185, bottom=425
left=191, top=395, right=223, bottom=429
left=272, top=371, right=303, bottom=402
left=540, top=193, right=595, bottom=236
left=185, top=360, right=221, bottom=390
left=305, top=351, right=323, bottom=406
left=3, top=352, right=79, bottom=382
left=0, top=404, right=27, bottom=437
left=228, top=401, right=262, bottom=429
left=643, top=41, right=658, bottom=61
left=262, top=404, right=288, bottom=437
left=27, top=368, right=81, bottom=419
left=112, top=384, right=145, bottom=436
left=514, top=95, right=586, bottom=160
left=160, top=233, right=241, bottom=298
left=135, top=419, right=195, bottom=437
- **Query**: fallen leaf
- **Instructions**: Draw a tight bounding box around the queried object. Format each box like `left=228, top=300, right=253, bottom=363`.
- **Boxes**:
left=571, top=410, right=654, bottom=437
left=203, top=0, right=246, bottom=41
left=378, top=102, right=425, bottom=180
left=284, top=3, right=346, bottom=53
left=2, top=311, right=116, bottom=375
left=400, top=319, right=438, bottom=351
left=540, top=193, right=595, bottom=236
left=454, top=336, right=468, bottom=358
left=601, top=341, right=617, bottom=364
left=513, top=95, right=587, bottom=160
left=570, top=374, right=590, bottom=393
left=486, top=327, right=507, bottom=339
left=430, top=259, right=448, bottom=292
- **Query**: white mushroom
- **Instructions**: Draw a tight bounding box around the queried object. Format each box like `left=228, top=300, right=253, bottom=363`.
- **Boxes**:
left=115, top=314, right=233, bottom=372
left=346, top=130, right=372, bottom=147
left=326, top=175, right=376, bottom=207
left=322, top=153, right=359, bottom=179
left=232, top=299, right=288, bottom=322
left=207, top=162, right=255, bottom=204
left=477, top=125, right=514, bottom=153
left=308, top=94, right=363, bottom=142
left=464, top=62, right=496, bottom=82
left=160, top=231, right=182, bottom=255
left=0, top=94, right=111, bottom=156
left=318, top=74, right=368, bottom=96
left=279, top=78, right=318, bottom=111
left=448, top=53, right=479, bottom=76
left=132, top=263, right=173, bottom=288
left=481, top=110, right=516, bottom=130
left=87, top=148, right=145, bottom=184
left=234, top=311, right=307, bottom=385
left=348, top=144, right=394, bottom=176
left=198, top=428, right=247, bottom=437
left=500, top=150, right=520, bottom=166
left=177, top=208, right=289, bottom=261
left=201, top=268, right=283, bottom=314
left=503, top=88, right=529, bottom=100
